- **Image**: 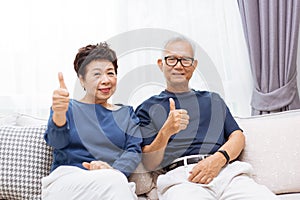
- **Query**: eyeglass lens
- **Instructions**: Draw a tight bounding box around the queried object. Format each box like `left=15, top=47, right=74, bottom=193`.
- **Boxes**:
left=165, top=56, right=194, bottom=67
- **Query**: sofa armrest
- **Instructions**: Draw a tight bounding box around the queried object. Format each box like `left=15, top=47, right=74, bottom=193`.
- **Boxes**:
left=235, top=109, right=300, bottom=195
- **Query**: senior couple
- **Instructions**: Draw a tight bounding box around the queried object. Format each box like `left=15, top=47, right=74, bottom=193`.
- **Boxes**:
left=42, top=37, right=279, bottom=200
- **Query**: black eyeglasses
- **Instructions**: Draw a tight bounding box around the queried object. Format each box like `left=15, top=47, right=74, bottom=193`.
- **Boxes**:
left=164, top=56, right=194, bottom=67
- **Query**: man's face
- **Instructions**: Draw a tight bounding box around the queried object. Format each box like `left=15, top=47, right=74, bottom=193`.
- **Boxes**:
left=158, top=40, right=197, bottom=89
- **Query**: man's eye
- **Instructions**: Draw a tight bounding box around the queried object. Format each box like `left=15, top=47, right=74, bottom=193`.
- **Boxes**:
left=168, top=57, right=177, bottom=61
left=108, top=72, right=115, bottom=76
left=94, top=73, right=101, bottom=76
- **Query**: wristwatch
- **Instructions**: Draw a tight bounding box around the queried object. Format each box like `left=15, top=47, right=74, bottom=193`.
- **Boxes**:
left=217, top=150, right=230, bottom=164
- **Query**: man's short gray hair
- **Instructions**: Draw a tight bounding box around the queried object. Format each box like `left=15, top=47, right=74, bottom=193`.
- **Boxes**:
left=162, top=36, right=196, bottom=57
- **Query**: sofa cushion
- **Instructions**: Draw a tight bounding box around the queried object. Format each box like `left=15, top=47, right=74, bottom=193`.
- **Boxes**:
left=15, top=113, right=47, bottom=126
left=235, top=109, right=300, bottom=195
left=0, top=125, right=52, bottom=200
left=278, top=193, right=300, bottom=200
left=0, top=113, right=18, bottom=126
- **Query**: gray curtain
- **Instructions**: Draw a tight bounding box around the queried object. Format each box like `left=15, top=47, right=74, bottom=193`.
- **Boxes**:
left=238, top=0, right=300, bottom=115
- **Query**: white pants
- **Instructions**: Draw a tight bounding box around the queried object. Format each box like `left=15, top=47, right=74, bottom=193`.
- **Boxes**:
left=157, top=161, right=279, bottom=200
left=41, top=166, right=138, bottom=200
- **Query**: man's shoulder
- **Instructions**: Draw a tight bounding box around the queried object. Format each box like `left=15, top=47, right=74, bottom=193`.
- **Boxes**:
left=192, top=90, right=226, bottom=106
left=140, top=91, right=167, bottom=104
left=192, top=89, right=221, bottom=98
left=138, top=90, right=223, bottom=104
left=135, top=91, right=169, bottom=113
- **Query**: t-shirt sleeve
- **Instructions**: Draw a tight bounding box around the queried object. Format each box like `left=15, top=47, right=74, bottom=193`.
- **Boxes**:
left=210, top=92, right=242, bottom=139
left=135, top=102, right=160, bottom=147
left=224, top=106, right=242, bottom=138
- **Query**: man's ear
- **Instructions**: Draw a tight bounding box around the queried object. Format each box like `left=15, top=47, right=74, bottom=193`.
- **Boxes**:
left=193, top=59, right=198, bottom=69
left=157, top=59, right=163, bottom=71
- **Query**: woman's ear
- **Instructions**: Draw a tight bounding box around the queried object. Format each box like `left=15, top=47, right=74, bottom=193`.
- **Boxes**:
left=79, top=75, right=85, bottom=90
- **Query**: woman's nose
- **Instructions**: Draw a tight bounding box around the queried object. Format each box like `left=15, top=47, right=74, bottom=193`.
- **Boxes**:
left=100, top=75, right=110, bottom=83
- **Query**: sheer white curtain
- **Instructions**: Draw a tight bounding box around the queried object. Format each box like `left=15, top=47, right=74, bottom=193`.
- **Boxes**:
left=0, top=0, right=120, bottom=118
left=0, top=0, right=253, bottom=119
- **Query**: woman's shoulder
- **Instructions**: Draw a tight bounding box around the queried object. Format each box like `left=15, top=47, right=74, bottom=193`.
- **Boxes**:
left=113, top=104, right=134, bottom=112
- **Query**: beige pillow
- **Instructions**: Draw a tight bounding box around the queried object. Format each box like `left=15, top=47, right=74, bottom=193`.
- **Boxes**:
left=129, top=163, right=156, bottom=196
left=236, top=109, right=300, bottom=194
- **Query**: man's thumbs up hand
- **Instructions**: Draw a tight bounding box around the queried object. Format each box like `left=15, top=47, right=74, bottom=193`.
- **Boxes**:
left=161, top=98, right=190, bottom=138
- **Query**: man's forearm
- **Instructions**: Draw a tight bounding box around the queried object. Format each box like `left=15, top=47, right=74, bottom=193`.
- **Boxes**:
left=217, top=130, right=245, bottom=163
left=142, top=129, right=170, bottom=171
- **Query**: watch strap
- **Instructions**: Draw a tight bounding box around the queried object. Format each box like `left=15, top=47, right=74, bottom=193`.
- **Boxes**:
left=217, top=150, right=230, bottom=164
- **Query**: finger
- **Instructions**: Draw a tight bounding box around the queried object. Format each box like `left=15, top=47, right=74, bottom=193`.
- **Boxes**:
left=169, top=98, right=175, bottom=111
left=58, top=72, right=67, bottom=89
left=53, top=91, right=69, bottom=100
left=200, top=175, right=211, bottom=184
left=179, top=123, right=188, bottom=131
left=179, top=115, right=189, bottom=130
left=191, top=172, right=207, bottom=183
left=178, top=109, right=188, bottom=115
left=82, top=162, right=91, bottom=170
left=206, top=177, right=213, bottom=184
left=188, top=172, right=201, bottom=183
left=188, top=165, right=202, bottom=181
left=57, top=89, right=69, bottom=97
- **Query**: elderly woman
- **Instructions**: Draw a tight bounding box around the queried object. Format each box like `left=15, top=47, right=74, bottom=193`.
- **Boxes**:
left=42, top=42, right=142, bottom=200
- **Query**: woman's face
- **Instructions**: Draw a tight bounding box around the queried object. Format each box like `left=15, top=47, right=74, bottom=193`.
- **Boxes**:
left=80, top=59, right=117, bottom=104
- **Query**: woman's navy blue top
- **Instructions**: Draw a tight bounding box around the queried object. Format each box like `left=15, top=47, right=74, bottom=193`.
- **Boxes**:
left=44, top=99, right=142, bottom=177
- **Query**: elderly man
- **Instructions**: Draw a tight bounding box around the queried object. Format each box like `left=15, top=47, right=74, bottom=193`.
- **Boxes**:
left=135, top=36, right=278, bottom=200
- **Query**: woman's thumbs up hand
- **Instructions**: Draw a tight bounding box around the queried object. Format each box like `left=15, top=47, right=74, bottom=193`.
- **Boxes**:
left=52, top=72, right=69, bottom=127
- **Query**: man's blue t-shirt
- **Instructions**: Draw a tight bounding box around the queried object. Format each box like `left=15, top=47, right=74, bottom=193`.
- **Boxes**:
left=135, top=89, right=241, bottom=168
left=44, top=99, right=142, bottom=177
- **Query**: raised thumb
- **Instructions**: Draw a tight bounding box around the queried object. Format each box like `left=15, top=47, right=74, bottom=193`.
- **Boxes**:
left=169, top=98, right=176, bottom=111
left=58, top=72, right=67, bottom=89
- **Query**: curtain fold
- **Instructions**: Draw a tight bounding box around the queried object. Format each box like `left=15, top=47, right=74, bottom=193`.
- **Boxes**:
left=238, top=0, right=300, bottom=115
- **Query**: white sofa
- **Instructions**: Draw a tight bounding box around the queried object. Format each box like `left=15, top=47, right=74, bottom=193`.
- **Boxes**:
left=0, top=110, right=300, bottom=199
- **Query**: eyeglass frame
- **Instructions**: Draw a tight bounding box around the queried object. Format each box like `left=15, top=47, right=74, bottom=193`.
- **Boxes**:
left=164, top=56, right=195, bottom=67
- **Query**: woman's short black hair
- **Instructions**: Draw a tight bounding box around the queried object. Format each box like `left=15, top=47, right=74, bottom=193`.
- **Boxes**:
left=73, top=42, right=118, bottom=77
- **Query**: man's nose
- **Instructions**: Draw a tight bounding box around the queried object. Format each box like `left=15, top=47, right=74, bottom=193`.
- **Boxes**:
left=174, top=60, right=184, bottom=69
